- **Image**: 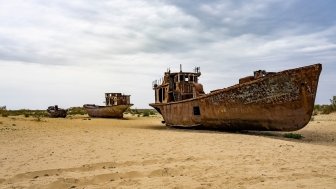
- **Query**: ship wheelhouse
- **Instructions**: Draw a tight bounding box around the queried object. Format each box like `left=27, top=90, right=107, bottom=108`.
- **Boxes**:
left=152, top=67, right=204, bottom=104
left=105, top=93, right=131, bottom=106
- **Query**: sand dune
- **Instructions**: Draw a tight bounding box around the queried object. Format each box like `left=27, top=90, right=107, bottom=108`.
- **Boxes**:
left=0, top=114, right=336, bottom=188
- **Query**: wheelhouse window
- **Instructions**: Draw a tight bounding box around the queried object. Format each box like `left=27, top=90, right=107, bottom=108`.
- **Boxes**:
left=179, top=74, right=184, bottom=82
left=193, top=106, right=200, bottom=115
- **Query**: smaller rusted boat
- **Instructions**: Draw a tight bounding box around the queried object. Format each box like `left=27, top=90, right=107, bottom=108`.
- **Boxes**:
left=47, top=105, right=68, bottom=118
left=150, top=64, right=322, bottom=131
left=83, top=93, right=133, bottom=118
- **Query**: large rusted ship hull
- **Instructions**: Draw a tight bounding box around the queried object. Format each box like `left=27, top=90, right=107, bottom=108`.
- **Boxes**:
left=83, top=104, right=133, bottom=118
left=150, top=64, right=322, bottom=131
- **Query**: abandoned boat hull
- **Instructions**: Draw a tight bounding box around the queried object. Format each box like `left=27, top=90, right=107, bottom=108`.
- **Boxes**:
left=150, top=64, right=322, bottom=131
left=47, top=110, right=67, bottom=118
left=83, top=104, right=133, bottom=118
left=47, top=106, right=68, bottom=118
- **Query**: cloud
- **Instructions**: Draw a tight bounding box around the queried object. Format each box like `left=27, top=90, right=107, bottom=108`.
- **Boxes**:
left=0, top=0, right=335, bottom=108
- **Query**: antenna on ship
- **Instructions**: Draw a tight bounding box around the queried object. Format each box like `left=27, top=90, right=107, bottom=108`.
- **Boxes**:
left=194, top=66, right=200, bottom=73
left=180, top=64, right=182, bottom=72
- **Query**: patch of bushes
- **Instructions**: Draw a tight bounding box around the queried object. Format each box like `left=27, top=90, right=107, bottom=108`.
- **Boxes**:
left=321, top=105, right=335, bottom=114
left=283, top=133, right=303, bottom=139
left=0, top=109, right=48, bottom=117
left=127, top=108, right=157, bottom=117
left=68, top=107, right=86, bottom=115
left=143, top=110, right=150, bottom=117
left=314, top=96, right=336, bottom=115
left=33, top=111, right=48, bottom=117
left=0, top=108, right=6, bottom=117
left=142, top=110, right=156, bottom=117
left=16, top=106, right=84, bottom=116
left=1, top=112, right=9, bottom=117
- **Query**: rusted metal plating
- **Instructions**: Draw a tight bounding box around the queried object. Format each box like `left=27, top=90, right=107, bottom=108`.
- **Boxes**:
left=84, top=93, right=133, bottom=118
left=47, top=105, right=68, bottom=118
left=150, top=64, right=322, bottom=131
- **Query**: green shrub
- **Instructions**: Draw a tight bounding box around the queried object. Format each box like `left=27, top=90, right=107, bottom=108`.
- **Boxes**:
left=321, top=105, right=335, bottom=114
left=133, top=109, right=139, bottom=114
left=143, top=110, right=150, bottom=117
left=283, top=133, right=303, bottom=139
left=314, top=104, right=321, bottom=112
left=33, top=111, right=48, bottom=117
left=0, top=109, right=47, bottom=117
left=68, top=107, right=86, bottom=115
left=315, top=97, right=336, bottom=114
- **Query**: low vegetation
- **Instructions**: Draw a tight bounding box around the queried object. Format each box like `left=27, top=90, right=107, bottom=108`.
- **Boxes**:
left=143, top=110, right=150, bottom=117
left=283, top=133, right=303, bottom=139
left=0, top=109, right=48, bottom=122
left=314, top=96, right=336, bottom=115
left=0, top=109, right=48, bottom=117
left=126, top=108, right=157, bottom=117
left=0, top=106, right=157, bottom=118
left=67, top=107, right=86, bottom=115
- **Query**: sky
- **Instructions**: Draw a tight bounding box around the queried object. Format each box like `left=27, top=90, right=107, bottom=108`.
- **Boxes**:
left=0, top=0, right=335, bottom=109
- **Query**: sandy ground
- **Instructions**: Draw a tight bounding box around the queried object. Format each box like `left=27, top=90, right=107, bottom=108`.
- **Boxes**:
left=0, top=113, right=335, bottom=189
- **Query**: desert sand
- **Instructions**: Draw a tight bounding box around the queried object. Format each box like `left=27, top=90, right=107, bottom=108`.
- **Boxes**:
left=0, top=113, right=335, bottom=189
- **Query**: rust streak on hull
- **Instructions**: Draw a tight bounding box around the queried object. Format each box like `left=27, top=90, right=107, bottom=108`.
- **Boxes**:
left=150, top=64, right=322, bottom=131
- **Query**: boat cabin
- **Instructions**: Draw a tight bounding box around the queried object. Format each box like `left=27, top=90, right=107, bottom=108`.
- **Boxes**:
left=105, top=93, right=131, bottom=106
left=152, top=67, right=205, bottom=103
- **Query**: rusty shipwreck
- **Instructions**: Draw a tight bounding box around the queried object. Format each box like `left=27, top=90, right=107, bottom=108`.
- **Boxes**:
left=84, top=93, right=133, bottom=118
left=149, top=64, right=322, bottom=131
left=47, top=105, right=68, bottom=118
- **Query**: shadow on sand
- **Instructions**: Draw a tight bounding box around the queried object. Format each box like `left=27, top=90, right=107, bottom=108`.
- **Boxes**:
left=136, top=124, right=335, bottom=146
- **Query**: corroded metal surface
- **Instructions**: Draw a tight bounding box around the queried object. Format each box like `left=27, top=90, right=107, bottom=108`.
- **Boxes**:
left=83, top=92, right=133, bottom=118
left=150, top=64, right=322, bottom=131
left=83, top=104, right=132, bottom=118
left=47, top=105, right=68, bottom=118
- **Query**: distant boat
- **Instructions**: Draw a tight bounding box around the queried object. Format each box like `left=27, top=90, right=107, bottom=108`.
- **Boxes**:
left=149, top=64, right=322, bottom=131
left=47, top=105, right=68, bottom=118
left=83, top=93, right=133, bottom=118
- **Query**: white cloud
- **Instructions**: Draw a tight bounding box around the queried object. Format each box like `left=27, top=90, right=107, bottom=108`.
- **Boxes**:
left=0, top=0, right=335, bottom=108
